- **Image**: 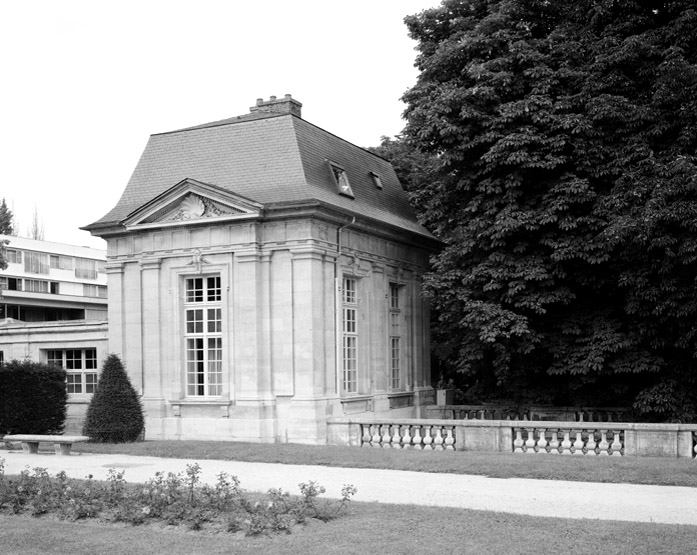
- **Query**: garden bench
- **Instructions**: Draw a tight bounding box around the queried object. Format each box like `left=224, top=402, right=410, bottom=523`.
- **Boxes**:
left=2, top=434, right=89, bottom=455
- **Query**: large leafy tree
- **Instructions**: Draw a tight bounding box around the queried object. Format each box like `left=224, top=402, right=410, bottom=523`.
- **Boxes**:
left=402, top=0, right=697, bottom=418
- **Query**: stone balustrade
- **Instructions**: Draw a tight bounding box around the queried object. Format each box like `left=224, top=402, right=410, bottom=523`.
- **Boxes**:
left=426, top=404, right=630, bottom=422
left=513, top=427, right=624, bottom=455
left=359, top=422, right=457, bottom=450
left=326, top=417, right=697, bottom=458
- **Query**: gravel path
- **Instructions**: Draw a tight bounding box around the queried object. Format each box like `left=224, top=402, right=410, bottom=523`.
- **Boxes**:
left=2, top=450, right=696, bottom=525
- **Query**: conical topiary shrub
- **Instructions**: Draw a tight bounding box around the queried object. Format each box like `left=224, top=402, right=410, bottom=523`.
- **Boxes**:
left=83, top=354, right=144, bottom=443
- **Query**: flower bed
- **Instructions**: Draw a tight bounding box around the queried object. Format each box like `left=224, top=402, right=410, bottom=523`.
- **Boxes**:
left=0, top=457, right=356, bottom=536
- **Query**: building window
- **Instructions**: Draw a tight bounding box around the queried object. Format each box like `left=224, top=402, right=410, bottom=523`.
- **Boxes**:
left=47, top=348, right=98, bottom=394
left=327, top=161, right=354, bottom=198
left=24, top=279, right=49, bottom=293
left=389, top=283, right=402, bottom=390
left=1, top=277, right=22, bottom=291
left=25, top=251, right=49, bottom=275
left=75, top=258, right=98, bottom=280
left=6, top=249, right=22, bottom=264
left=342, top=276, right=358, bottom=393
left=370, top=171, right=383, bottom=189
left=84, top=284, right=107, bottom=298
left=50, top=254, right=74, bottom=270
left=184, top=276, right=223, bottom=397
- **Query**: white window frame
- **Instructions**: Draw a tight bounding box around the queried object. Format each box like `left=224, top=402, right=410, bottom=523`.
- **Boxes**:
left=184, top=275, right=223, bottom=397
left=389, top=283, right=402, bottom=390
left=47, top=348, right=99, bottom=395
left=342, top=276, right=358, bottom=393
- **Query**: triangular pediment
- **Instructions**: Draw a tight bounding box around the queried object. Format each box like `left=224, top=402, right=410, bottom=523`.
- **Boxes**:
left=122, top=178, right=263, bottom=228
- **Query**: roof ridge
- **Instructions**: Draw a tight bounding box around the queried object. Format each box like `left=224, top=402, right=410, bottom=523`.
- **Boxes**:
left=154, top=111, right=290, bottom=137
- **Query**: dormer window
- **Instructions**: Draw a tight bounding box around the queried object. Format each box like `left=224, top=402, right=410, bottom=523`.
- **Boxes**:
left=370, top=171, right=383, bottom=189
left=327, top=161, right=354, bottom=198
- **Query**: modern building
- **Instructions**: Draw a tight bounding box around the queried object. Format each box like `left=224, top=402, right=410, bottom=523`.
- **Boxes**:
left=84, top=95, right=440, bottom=444
left=0, top=235, right=109, bottom=431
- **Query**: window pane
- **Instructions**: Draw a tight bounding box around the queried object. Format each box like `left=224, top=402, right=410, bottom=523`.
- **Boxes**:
left=85, top=349, right=97, bottom=369
left=207, top=276, right=221, bottom=301
left=186, top=278, right=203, bottom=302
left=207, top=337, right=222, bottom=396
left=67, top=374, right=82, bottom=394
left=343, top=336, right=357, bottom=393
left=343, top=278, right=356, bottom=304
left=85, top=373, right=98, bottom=394
left=65, top=349, right=82, bottom=370
left=47, top=350, right=63, bottom=367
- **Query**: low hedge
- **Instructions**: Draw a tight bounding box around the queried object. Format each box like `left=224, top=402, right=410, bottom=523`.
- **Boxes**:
left=0, top=360, right=67, bottom=435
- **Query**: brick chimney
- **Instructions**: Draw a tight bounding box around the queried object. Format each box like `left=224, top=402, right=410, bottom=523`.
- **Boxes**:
left=249, top=94, right=302, bottom=118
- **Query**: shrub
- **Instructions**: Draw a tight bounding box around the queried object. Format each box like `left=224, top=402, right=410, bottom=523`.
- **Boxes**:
left=0, top=459, right=357, bottom=535
left=0, top=360, right=67, bottom=435
left=82, top=354, right=144, bottom=442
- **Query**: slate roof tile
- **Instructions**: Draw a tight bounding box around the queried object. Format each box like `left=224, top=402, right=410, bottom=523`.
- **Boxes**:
left=86, top=105, right=432, bottom=239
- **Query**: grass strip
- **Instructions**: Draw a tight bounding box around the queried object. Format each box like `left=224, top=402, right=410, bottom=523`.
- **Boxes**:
left=62, top=439, right=697, bottom=487
left=2, top=503, right=696, bottom=555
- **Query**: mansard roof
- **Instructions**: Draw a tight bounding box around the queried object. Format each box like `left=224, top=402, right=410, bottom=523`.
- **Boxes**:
left=84, top=98, right=433, bottom=240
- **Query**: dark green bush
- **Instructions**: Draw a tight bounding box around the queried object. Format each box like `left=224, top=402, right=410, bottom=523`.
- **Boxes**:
left=82, top=354, right=144, bottom=442
left=0, top=360, right=67, bottom=435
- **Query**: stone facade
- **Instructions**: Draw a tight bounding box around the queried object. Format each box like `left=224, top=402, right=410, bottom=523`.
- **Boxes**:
left=85, top=96, right=438, bottom=444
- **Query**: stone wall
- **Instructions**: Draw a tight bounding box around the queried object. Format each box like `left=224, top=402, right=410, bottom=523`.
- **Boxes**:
left=104, top=208, right=434, bottom=444
left=327, top=416, right=697, bottom=458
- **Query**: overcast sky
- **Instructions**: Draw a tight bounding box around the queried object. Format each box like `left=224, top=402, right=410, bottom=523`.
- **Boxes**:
left=0, top=1, right=437, bottom=249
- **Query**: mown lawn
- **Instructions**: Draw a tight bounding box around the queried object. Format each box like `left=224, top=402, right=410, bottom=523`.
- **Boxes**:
left=71, top=439, right=697, bottom=487
left=3, top=504, right=697, bottom=555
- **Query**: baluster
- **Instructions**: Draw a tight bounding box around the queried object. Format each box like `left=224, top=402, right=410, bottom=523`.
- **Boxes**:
left=610, top=430, right=623, bottom=456
left=372, top=424, right=382, bottom=448
left=391, top=424, right=402, bottom=448
left=423, top=425, right=434, bottom=450
left=560, top=430, right=573, bottom=455
left=585, top=430, right=597, bottom=456
left=513, top=429, right=525, bottom=453
left=361, top=424, right=372, bottom=447
left=693, top=431, right=697, bottom=459
left=401, top=425, right=412, bottom=449
left=381, top=424, right=392, bottom=448
left=524, top=427, right=537, bottom=454
left=444, top=427, right=455, bottom=450
left=548, top=429, right=560, bottom=454
left=598, top=429, right=610, bottom=455
left=433, top=427, right=445, bottom=450
left=412, top=425, right=423, bottom=450
left=536, top=428, right=548, bottom=454
left=573, top=430, right=585, bottom=455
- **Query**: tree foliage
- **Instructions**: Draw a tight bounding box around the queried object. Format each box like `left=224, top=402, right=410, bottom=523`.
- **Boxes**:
left=83, top=354, right=145, bottom=442
left=0, top=198, right=14, bottom=236
left=402, top=0, right=697, bottom=416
